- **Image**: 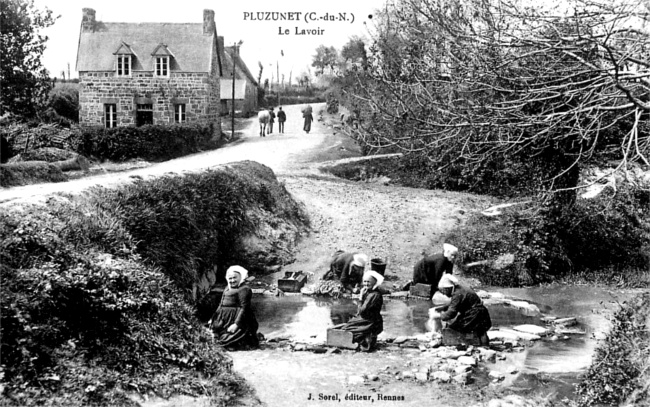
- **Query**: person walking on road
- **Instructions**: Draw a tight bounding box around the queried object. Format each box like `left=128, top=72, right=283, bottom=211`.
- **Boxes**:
left=277, top=107, right=286, bottom=134
left=268, top=107, right=276, bottom=134
left=302, top=105, right=313, bottom=134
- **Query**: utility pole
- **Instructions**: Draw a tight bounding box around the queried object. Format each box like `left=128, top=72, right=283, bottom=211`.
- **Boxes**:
left=277, top=60, right=280, bottom=106
left=231, top=41, right=242, bottom=138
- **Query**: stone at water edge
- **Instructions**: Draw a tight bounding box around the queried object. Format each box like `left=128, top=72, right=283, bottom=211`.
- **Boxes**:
left=553, top=317, right=577, bottom=326
left=455, top=365, right=472, bottom=374
left=415, top=372, right=429, bottom=382
left=348, top=376, right=365, bottom=385
left=479, top=348, right=497, bottom=362
left=393, top=336, right=408, bottom=344
left=458, top=356, right=477, bottom=366
left=453, top=373, right=471, bottom=385
left=489, top=371, right=506, bottom=381
left=512, top=324, right=550, bottom=336
left=432, top=371, right=451, bottom=383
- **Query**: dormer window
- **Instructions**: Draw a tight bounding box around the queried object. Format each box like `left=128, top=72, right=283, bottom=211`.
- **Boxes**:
left=155, top=56, right=169, bottom=77
left=113, top=41, right=135, bottom=77
left=117, top=55, right=131, bottom=76
left=152, top=43, right=173, bottom=78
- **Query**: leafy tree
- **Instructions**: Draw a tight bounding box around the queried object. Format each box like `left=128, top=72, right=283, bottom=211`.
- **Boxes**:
left=0, top=0, right=57, bottom=118
left=47, top=83, right=79, bottom=122
left=343, top=0, right=649, bottom=206
left=311, top=44, right=339, bottom=75
left=341, top=36, right=368, bottom=65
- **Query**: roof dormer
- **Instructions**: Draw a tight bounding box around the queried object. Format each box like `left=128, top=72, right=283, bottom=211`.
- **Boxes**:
left=113, top=41, right=135, bottom=77
left=152, top=44, right=173, bottom=77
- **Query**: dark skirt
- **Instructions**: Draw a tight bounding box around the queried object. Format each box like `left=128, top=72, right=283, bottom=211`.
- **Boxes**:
left=333, top=317, right=382, bottom=343
left=211, top=306, right=259, bottom=348
left=449, top=304, right=492, bottom=335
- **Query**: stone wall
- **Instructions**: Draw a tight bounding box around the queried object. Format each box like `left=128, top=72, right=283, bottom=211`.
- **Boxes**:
left=79, top=71, right=222, bottom=134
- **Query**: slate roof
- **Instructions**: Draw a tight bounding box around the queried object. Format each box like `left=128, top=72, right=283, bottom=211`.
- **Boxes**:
left=223, top=46, right=258, bottom=86
left=77, top=23, right=216, bottom=72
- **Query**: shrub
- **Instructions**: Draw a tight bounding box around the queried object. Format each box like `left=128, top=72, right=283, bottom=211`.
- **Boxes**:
left=78, top=123, right=215, bottom=162
left=576, top=292, right=650, bottom=406
left=47, top=84, right=79, bottom=123
left=448, top=185, right=650, bottom=287
left=0, top=197, right=249, bottom=405
left=0, top=161, right=67, bottom=187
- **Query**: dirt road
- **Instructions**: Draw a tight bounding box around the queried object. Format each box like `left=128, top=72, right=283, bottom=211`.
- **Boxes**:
left=1, top=103, right=497, bottom=407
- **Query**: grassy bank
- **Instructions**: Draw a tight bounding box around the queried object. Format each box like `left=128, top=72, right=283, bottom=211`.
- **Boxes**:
left=576, top=292, right=650, bottom=406
left=0, top=161, right=309, bottom=406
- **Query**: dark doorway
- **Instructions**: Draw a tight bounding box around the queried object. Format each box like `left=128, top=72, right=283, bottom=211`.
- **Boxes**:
left=136, top=104, right=153, bottom=126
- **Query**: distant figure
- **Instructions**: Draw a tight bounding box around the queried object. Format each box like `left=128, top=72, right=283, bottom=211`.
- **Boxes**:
left=258, top=110, right=270, bottom=137
left=268, top=107, right=276, bottom=134
left=210, top=266, right=259, bottom=349
left=277, top=106, right=286, bottom=133
left=302, top=106, right=313, bottom=134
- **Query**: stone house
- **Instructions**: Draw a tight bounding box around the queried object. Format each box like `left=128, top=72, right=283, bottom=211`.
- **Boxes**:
left=219, top=37, right=258, bottom=116
left=76, top=8, right=222, bottom=134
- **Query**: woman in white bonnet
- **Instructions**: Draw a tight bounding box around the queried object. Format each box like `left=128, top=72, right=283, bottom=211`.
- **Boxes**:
left=209, top=265, right=259, bottom=349
left=323, top=251, right=369, bottom=294
left=437, top=274, right=492, bottom=345
left=332, top=270, right=385, bottom=351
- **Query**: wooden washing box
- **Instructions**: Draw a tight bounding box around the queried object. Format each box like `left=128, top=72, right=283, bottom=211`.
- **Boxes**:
left=277, top=271, right=308, bottom=292
left=326, top=329, right=357, bottom=349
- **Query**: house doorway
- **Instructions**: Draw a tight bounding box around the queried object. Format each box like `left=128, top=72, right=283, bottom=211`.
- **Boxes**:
left=136, top=104, right=154, bottom=126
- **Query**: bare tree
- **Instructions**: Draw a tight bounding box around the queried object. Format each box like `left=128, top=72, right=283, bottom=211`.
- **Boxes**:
left=343, top=0, right=649, bottom=204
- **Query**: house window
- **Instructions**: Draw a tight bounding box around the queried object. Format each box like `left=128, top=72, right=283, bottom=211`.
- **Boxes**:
left=174, top=104, right=186, bottom=123
left=104, top=104, right=117, bottom=128
left=117, top=55, right=131, bottom=76
left=155, top=56, right=169, bottom=77
left=136, top=104, right=153, bottom=126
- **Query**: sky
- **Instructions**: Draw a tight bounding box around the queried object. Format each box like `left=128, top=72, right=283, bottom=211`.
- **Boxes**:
left=33, top=0, right=387, bottom=82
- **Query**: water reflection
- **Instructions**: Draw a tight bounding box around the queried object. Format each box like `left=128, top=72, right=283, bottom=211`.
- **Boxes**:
left=250, top=284, right=629, bottom=379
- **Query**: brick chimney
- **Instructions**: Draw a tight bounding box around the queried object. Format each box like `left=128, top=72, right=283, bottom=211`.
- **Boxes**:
left=81, top=8, right=96, bottom=32
left=203, top=9, right=215, bottom=35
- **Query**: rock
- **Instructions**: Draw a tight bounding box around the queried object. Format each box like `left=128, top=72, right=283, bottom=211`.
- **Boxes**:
left=458, top=356, right=477, bottom=366
left=418, top=345, right=428, bottom=352
left=368, top=375, right=379, bottom=381
left=479, top=348, right=497, bottom=362
left=394, top=336, right=408, bottom=344
left=506, top=300, right=540, bottom=315
left=437, top=348, right=467, bottom=359
left=307, top=346, right=327, bottom=354
left=490, top=328, right=540, bottom=342
left=348, top=375, right=365, bottom=385
left=415, top=372, right=429, bottom=382
left=432, top=371, right=451, bottom=383
left=489, top=371, right=505, bottom=381
left=293, top=344, right=307, bottom=351
left=326, top=348, right=341, bottom=354
left=555, top=327, right=586, bottom=335
left=453, top=373, right=470, bottom=385
left=513, top=324, right=550, bottom=336
left=402, top=371, right=415, bottom=379
left=455, top=365, right=472, bottom=374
